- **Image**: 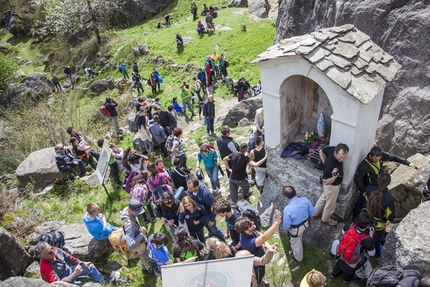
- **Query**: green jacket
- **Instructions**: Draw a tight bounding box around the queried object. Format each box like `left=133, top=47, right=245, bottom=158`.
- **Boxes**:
left=180, top=89, right=191, bottom=102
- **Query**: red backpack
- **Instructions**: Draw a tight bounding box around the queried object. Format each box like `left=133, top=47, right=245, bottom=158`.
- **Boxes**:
left=100, top=105, right=110, bottom=116
left=338, top=223, right=369, bottom=265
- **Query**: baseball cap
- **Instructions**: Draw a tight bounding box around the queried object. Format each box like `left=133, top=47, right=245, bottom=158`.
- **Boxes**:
left=129, top=199, right=144, bottom=215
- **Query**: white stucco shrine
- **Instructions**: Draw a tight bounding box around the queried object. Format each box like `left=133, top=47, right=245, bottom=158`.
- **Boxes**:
left=253, top=24, right=402, bottom=187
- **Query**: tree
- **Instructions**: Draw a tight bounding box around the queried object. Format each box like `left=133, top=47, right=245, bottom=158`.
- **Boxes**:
left=32, top=0, right=135, bottom=45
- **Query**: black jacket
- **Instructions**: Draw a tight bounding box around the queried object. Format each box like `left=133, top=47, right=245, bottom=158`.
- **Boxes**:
left=55, top=148, right=76, bottom=169
left=155, top=199, right=180, bottom=225
left=355, top=152, right=410, bottom=192
left=156, top=110, right=173, bottom=128
left=104, top=100, right=118, bottom=117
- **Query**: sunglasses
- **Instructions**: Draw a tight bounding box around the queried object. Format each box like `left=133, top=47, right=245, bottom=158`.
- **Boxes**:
left=163, top=200, right=173, bottom=205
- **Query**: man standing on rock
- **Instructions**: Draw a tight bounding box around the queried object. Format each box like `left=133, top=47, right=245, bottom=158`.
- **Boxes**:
left=36, top=242, right=104, bottom=284
left=353, top=146, right=418, bottom=216
left=282, top=186, right=315, bottom=262
left=314, top=143, right=349, bottom=227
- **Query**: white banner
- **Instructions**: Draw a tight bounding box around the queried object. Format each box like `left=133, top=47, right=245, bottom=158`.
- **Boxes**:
left=161, top=256, right=254, bottom=287
left=96, top=141, right=110, bottom=184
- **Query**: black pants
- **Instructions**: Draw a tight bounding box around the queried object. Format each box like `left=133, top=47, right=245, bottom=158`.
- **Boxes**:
left=109, top=161, right=121, bottom=184
left=254, top=265, right=265, bottom=285
left=331, top=259, right=355, bottom=282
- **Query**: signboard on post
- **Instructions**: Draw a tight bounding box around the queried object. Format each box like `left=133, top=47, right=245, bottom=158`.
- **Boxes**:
left=96, top=142, right=111, bottom=184
left=161, top=256, right=254, bottom=287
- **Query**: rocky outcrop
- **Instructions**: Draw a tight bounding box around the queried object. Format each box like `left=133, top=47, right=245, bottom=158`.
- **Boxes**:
left=29, top=221, right=114, bottom=264
left=3, top=73, right=54, bottom=108
left=222, top=96, right=262, bottom=126
left=137, top=44, right=150, bottom=55
left=114, top=0, right=175, bottom=26
left=228, top=0, right=248, bottom=7
left=15, top=146, right=98, bottom=188
left=89, top=78, right=115, bottom=93
left=387, top=153, right=430, bottom=218
left=0, top=227, right=31, bottom=280
left=0, top=276, right=103, bottom=286
left=380, top=201, right=430, bottom=276
left=128, top=113, right=137, bottom=132
left=3, top=11, right=31, bottom=36
left=248, top=0, right=270, bottom=18
left=15, top=146, right=73, bottom=187
left=274, top=0, right=430, bottom=159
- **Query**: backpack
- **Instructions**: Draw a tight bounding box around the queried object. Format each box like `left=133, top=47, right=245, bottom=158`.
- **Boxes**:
left=100, top=106, right=110, bottom=116
left=37, top=230, right=66, bottom=249
left=236, top=199, right=261, bottom=231
left=108, top=220, right=140, bottom=260
left=338, top=223, right=369, bottom=265
left=148, top=176, right=170, bottom=201
left=224, top=60, right=229, bottom=67
left=366, top=266, right=422, bottom=287
left=165, top=134, right=175, bottom=153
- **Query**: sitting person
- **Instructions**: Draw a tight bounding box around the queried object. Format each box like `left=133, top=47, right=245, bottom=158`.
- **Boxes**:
left=119, top=199, right=151, bottom=273
left=70, top=136, right=97, bottom=170
left=170, top=158, right=190, bottom=190
left=204, top=237, right=234, bottom=260
left=83, top=203, right=117, bottom=241
left=66, top=126, right=99, bottom=160
left=36, top=242, right=104, bottom=284
left=197, top=21, right=205, bottom=35
left=54, top=143, right=88, bottom=179
left=253, top=80, right=262, bottom=96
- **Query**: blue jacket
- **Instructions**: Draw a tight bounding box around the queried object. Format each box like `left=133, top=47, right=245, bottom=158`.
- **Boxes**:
left=189, top=181, right=215, bottom=221
left=197, top=71, right=206, bottom=84
left=82, top=212, right=116, bottom=241
left=173, top=102, right=184, bottom=113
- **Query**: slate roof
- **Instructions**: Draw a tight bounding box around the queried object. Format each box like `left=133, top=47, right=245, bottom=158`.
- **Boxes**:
left=252, top=24, right=401, bottom=104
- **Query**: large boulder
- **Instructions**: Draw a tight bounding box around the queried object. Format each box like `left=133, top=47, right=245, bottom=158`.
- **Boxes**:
left=3, top=11, right=32, bottom=36
left=15, top=146, right=72, bottom=187
left=128, top=113, right=137, bottom=132
left=89, top=78, right=115, bottom=93
left=387, top=153, right=430, bottom=218
left=222, top=96, right=262, bottom=126
left=274, top=0, right=430, bottom=159
left=0, top=277, right=49, bottom=287
left=3, top=73, right=54, bottom=108
left=0, top=227, right=31, bottom=280
left=380, top=201, right=430, bottom=276
left=248, top=0, right=270, bottom=18
left=137, top=44, right=150, bottom=55
left=228, top=0, right=248, bottom=7
left=29, top=221, right=113, bottom=264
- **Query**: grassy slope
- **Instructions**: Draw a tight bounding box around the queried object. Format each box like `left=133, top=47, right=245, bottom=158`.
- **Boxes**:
left=0, top=1, right=368, bottom=286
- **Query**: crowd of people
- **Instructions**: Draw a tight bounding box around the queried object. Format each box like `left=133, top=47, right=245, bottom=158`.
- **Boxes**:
left=43, top=3, right=430, bottom=286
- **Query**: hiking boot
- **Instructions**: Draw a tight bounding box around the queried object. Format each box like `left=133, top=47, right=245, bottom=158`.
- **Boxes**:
left=244, top=190, right=254, bottom=199
left=313, top=214, right=322, bottom=219
left=144, top=217, right=150, bottom=224
left=151, top=216, right=157, bottom=222
left=322, top=219, right=338, bottom=226
left=73, top=175, right=80, bottom=180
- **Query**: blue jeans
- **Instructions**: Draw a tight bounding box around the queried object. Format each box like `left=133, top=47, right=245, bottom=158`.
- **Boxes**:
left=71, top=263, right=104, bottom=283
left=183, top=101, right=195, bottom=117
left=206, top=116, right=214, bottom=133
left=205, top=165, right=220, bottom=191
left=173, top=186, right=184, bottom=201
left=204, top=217, right=225, bottom=242
left=60, top=161, right=87, bottom=176
left=143, top=139, right=154, bottom=153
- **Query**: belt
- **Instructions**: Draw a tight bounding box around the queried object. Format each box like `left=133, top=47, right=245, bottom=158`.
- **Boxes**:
left=291, top=218, right=308, bottom=229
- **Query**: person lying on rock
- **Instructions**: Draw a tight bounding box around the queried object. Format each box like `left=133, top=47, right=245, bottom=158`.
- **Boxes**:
left=36, top=242, right=104, bottom=284
left=54, top=143, right=88, bottom=179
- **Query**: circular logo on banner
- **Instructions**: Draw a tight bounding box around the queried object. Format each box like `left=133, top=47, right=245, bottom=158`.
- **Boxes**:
left=181, top=265, right=234, bottom=286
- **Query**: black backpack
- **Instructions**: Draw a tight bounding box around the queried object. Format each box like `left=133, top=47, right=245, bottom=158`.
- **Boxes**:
left=366, top=266, right=422, bottom=287
left=236, top=199, right=261, bottom=231
left=37, top=230, right=66, bottom=249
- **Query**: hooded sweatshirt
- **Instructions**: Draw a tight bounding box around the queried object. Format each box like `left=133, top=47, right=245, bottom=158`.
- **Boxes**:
left=82, top=212, right=115, bottom=241
left=119, top=207, right=146, bottom=250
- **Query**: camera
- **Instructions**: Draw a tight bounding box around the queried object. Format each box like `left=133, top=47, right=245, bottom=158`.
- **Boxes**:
left=332, top=171, right=339, bottom=177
